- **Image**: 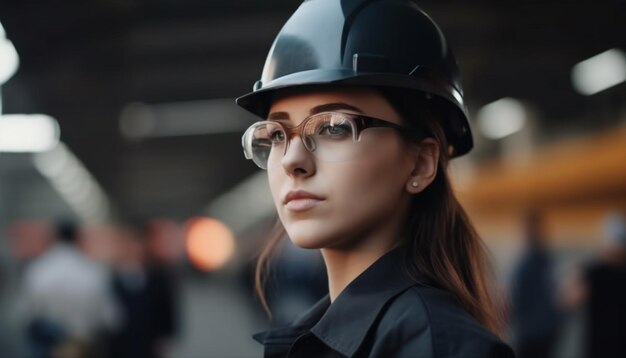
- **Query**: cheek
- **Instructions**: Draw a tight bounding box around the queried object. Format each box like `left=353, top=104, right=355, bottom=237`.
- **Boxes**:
left=321, top=139, right=410, bottom=232
left=267, top=167, right=285, bottom=212
left=335, top=150, right=406, bottom=211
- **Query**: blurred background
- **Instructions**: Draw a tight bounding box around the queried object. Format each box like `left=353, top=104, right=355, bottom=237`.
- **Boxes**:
left=0, top=0, right=625, bottom=357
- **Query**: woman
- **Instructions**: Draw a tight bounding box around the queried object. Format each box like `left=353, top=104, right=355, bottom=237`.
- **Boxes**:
left=237, top=0, right=515, bottom=357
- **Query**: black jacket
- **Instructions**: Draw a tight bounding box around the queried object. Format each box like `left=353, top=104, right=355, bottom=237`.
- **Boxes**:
left=254, top=248, right=515, bottom=358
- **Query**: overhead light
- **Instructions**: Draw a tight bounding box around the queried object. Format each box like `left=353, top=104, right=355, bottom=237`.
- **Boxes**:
left=0, top=21, right=19, bottom=85
left=476, top=97, right=527, bottom=140
left=0, top=114, right=60, bottom=152
left=33, top=142, right=111, bottom=223
left=571, top=48, right=626, bottom=95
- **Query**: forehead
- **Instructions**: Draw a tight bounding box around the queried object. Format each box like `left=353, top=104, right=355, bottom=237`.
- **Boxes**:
left=268, top=86, right=402, bottom=124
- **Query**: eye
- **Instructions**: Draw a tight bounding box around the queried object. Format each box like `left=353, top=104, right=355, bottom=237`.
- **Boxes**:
left=268, top=128, right=286, bottom=143
left=318, top=123, right=351, bottom=137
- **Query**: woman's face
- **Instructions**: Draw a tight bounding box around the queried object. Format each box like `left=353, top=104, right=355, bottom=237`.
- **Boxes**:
left=267, top=86, right=420, bottom=249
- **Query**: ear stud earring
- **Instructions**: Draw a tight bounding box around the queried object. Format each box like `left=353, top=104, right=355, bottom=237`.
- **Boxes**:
left=411, top=181, right=419, bottom=188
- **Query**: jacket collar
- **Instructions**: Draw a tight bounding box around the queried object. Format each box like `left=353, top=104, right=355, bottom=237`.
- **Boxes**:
left=255, top=247, right=426, bottom=357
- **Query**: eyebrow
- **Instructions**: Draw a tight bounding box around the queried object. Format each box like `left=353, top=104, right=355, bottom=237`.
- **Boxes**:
left=267, top=102, right=364, bottom=121
left=310, top=102, right=364, bottom=115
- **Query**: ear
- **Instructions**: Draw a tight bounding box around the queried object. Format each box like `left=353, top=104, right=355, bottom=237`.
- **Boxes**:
left=405, top=138, right=440, bottom=194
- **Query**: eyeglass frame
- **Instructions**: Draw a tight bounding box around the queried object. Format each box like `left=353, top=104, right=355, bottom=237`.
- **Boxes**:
left=241, top=111, right=423, bottom=169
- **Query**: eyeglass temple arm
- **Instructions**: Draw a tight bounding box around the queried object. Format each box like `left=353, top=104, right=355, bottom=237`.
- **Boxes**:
left=354, top=115, right=422, bottom=136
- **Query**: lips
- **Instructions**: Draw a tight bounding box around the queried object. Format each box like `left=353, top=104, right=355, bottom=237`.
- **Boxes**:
left=283, top=190, right=324, bottom=212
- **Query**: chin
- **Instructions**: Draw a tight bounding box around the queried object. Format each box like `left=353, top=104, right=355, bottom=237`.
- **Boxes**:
left=283, top=219, right=338, bottom=249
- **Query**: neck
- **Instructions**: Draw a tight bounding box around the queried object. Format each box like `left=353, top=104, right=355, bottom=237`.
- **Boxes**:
left=320, top=194, right=411, bottom=302
left=321, top=224, right=403, bottom=302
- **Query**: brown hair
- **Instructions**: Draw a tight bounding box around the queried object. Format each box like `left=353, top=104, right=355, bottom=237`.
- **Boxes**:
left=254, top=87, right=504, bottom=334
left=385, top=88, right=504, bottom=334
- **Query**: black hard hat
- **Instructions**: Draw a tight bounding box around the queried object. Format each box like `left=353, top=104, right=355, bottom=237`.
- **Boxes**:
left=236, top=0, right=473, bottom=157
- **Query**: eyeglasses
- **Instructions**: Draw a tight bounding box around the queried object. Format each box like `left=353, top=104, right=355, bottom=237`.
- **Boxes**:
left=241, top=111, right=420, bottom=170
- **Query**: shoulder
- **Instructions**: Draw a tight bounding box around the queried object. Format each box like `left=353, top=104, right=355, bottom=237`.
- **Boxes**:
left=369, top=285, right=514, bottom=358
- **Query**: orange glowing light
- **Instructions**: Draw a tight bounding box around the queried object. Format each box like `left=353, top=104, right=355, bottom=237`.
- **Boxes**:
left=185, top=217, right=235, bottom=271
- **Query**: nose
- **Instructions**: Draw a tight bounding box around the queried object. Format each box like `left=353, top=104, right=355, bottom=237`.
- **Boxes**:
left=280, top=135, right=316, bottom=177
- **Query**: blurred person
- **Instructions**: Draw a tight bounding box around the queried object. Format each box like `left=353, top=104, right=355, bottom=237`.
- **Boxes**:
left=79, top=224, right=121, bottom=264
left=7, top=220, right=56, bottom=264
left=109, top=222, right=177, bottom=358
left=144, top=218, right=184, bottom=266
left=2, top=220, right=55, bottom=358
left=561, top=212, right=626, bottom=358
left=20, top=220, right=119, bottom=358
left=510, top=210, right=561, bottom=358
left=237, top=0, right=514, bottom=356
